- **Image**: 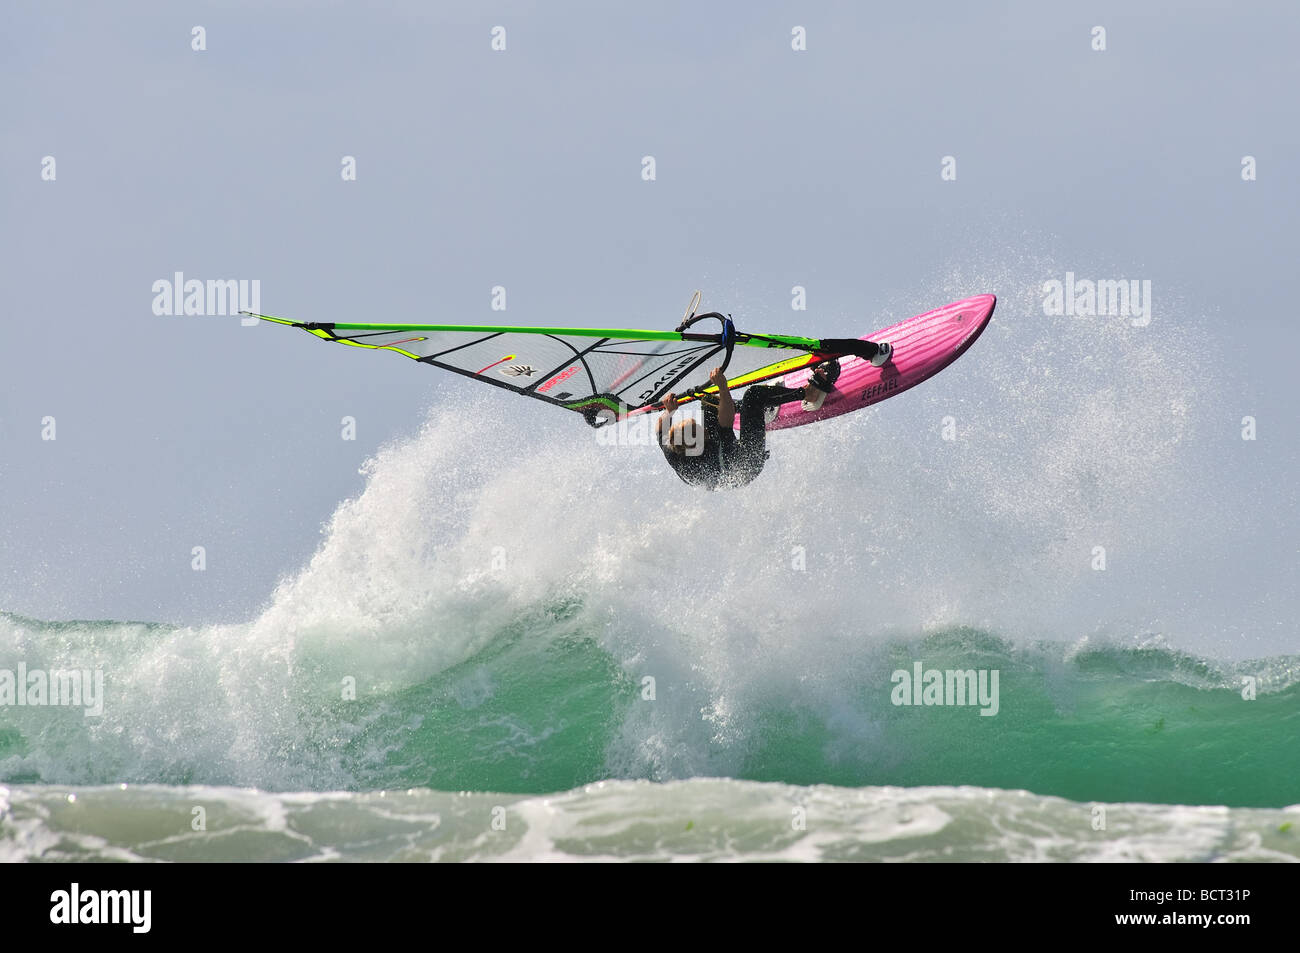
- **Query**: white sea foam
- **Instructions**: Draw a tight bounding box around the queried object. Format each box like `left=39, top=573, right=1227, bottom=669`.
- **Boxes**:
left=2, top=780, right=1296, bottom=863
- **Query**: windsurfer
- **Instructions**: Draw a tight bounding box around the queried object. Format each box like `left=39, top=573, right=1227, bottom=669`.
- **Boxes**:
left=657, top=362, right=841, bottom=490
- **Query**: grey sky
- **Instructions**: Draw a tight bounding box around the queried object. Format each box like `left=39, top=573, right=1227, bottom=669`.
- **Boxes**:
left=1, top=1, right=1296, bottom=657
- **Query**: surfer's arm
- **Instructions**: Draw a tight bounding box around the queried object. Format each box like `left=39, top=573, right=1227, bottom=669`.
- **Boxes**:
left=656, top=393, right=678, bottom=445
left=709, top=368, right=735, bottom=427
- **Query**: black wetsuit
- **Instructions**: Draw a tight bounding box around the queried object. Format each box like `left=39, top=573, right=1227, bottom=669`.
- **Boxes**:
left=661, top=384, right=804, bottom=490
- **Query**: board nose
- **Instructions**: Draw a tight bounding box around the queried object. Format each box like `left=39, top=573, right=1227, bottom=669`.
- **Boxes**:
left=951, top=293, right=996, bottom=325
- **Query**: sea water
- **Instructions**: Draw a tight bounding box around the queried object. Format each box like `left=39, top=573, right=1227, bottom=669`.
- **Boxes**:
left=3, top=275, right=1296, bottom=861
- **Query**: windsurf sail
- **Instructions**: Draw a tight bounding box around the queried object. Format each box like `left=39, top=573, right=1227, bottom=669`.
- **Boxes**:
left=242, top=306, right=878, bottom=427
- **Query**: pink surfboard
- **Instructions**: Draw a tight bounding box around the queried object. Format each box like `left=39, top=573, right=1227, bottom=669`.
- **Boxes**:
left=743, top=294, right=996, bottom=431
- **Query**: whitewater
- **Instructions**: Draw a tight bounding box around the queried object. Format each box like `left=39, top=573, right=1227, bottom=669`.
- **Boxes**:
left=3, top=275, right=1297, bottom=862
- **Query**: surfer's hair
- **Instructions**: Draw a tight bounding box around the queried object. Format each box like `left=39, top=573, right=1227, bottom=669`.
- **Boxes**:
left=666, top=419, right=704, bottom=456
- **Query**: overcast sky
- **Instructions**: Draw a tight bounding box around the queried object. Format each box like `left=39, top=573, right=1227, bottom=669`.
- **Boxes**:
left=1, top=1, right=1296, bottom=652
